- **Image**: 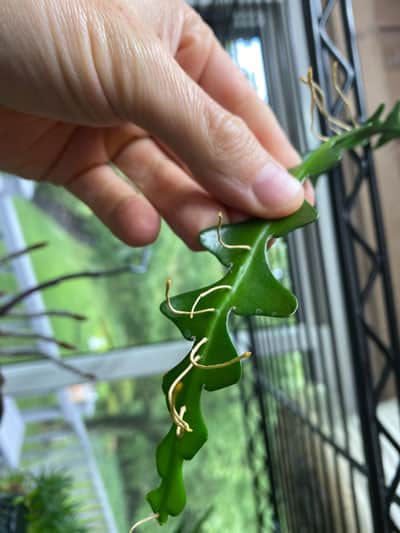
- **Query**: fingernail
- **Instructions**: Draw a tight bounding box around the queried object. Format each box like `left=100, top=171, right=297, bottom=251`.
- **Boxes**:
left=253, top=161, right=302, bottom=209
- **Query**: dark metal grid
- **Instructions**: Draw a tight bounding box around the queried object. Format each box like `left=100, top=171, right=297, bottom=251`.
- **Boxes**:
left=248, top=236, right=366, bottom=532
left=303, top=1, right=400, bottom=531
left=199, top=0, right=400, bottom=531
left=235, top=1, right=370, bottom=530
left=239, top=332, right=280, bottom=532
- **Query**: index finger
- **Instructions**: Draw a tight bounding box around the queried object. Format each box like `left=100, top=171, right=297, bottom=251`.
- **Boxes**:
left=176, top=15, right=300, bottom=168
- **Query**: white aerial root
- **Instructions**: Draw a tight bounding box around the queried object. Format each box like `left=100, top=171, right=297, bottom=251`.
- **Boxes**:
left=300, top=66, right=353, bottom=141
left=190, top=349, right=252, bottom=369
left=332, top=61, right=359, bottom=128
left=217, top=212, right=251, bottom=251
left=188, top=337, right=252, bottom=369
left=166, top=280, right=232, bottom=320
left=165, top=210, right=254, bottom=436
left=168, top=335, right=253, bottom=435
left=166, top=212, right=254, bottom=321
left=165, top=279, right=214, bottom=317
left=167, top=353, right=201, bottom=434
left=129, top=512, right=159, bottom=532
left=176, top=405, right=187, bottom=438
left=189, top=285, right=232, bottom=319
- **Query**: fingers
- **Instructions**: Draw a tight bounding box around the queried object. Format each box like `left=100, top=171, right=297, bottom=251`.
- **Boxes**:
left=175, top=13, right=300, bottom=168
left=112, top=135, right=230, bottom=250
left=129, top=48, right=304, bottom=219
left=0, top=0, right=310, bottom=246
left=175, top=11, right=318, bottom=210
left=100, top=12, right=304, bottom=220
left=57, top=128, right=314, bottom=251
left=66, top=164, right=161, bottom=246
left=111, top=136, right=315, bottom=250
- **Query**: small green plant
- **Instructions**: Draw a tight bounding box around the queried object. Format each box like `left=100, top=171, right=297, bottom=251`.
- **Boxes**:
left=130, top=68, right=400, bottom=530
left=0, top=470, right=87, bottom=533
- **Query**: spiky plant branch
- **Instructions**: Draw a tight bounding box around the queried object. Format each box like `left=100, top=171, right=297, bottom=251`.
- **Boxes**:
left=0, top=245, right=137, bottom=386
left=0, top=242, right=47, bottom=267
left=0, top=265, right=134, bottom=317
left=2, top=310, right=87, bottom=321
left=133, top=74, right=400, bottom=528
left=0, top=348, right=95, bottom=381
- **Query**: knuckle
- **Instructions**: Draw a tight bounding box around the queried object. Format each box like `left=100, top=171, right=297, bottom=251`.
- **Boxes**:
left=187, top=10, right=215, bottom=43
left=204, top=108, right=254, bottom=163
left=186, top=240, right=203, bottom=252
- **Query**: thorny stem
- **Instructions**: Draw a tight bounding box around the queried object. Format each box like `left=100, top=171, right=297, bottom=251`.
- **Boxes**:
left=129, top=513, right=160, bottom=532
left=0, top=329, right=76, bottom=350
left=3, top=310, right=87, bottom=321
left=0, top=266, right=133, bottom=317
left=0, top=262, right=128, bottom=386
left=0, top=348, right=95, bottom=381
left=0, top=242, right=47, bottom=267
left=217, top=212, right=251, bottom=251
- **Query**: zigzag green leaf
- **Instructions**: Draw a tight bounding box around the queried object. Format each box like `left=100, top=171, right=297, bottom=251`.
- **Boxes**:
left=146, top=102, right=400, bottom=525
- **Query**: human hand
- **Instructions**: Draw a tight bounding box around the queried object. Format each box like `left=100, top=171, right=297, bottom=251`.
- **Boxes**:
left=0, top=0, right=313, bottom=249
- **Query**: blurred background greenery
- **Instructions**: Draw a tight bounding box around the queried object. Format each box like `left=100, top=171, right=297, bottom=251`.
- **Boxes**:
left=1, top=182, right=265, bottom=532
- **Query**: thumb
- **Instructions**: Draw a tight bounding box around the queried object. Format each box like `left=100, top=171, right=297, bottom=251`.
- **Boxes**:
left=113, top=41, right=304, bottom=219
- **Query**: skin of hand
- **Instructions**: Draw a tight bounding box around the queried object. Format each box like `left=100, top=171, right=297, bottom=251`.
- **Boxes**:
left=0, top=0, right=313, bottom=249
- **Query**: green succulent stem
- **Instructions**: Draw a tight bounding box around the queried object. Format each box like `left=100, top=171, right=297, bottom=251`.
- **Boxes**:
left=146, top=102, right=400, bottom=525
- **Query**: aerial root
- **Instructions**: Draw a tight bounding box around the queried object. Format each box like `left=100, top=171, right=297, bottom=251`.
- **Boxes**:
left=168, top=337, right=253, bottom=435
left=165, top=278, right=214, bottom=317
left=190, top=349, right=252, bottom=369
left=332, top=61, right=358, bottom=128
left=129, top=512, right=159, bottom=532
left=188, top=337, right=252, bottom=369
left=165, top=210, right=253, bottom=436
left=166, top=279, right=232, bottom=320
left=166, top=213, right=253, bottom=320
left=217, top=212, right=252, bottom=251
left=189, top=285, right=232, bottom=319
left=176, top=405, right=187, bottom=438
left=300, top=62, right=358, bottom=141
left=167, top=352, right=202, bottom=434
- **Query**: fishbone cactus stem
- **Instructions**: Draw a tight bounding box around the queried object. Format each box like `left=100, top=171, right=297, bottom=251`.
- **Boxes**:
left=130, top=68, right=400, bottom=529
